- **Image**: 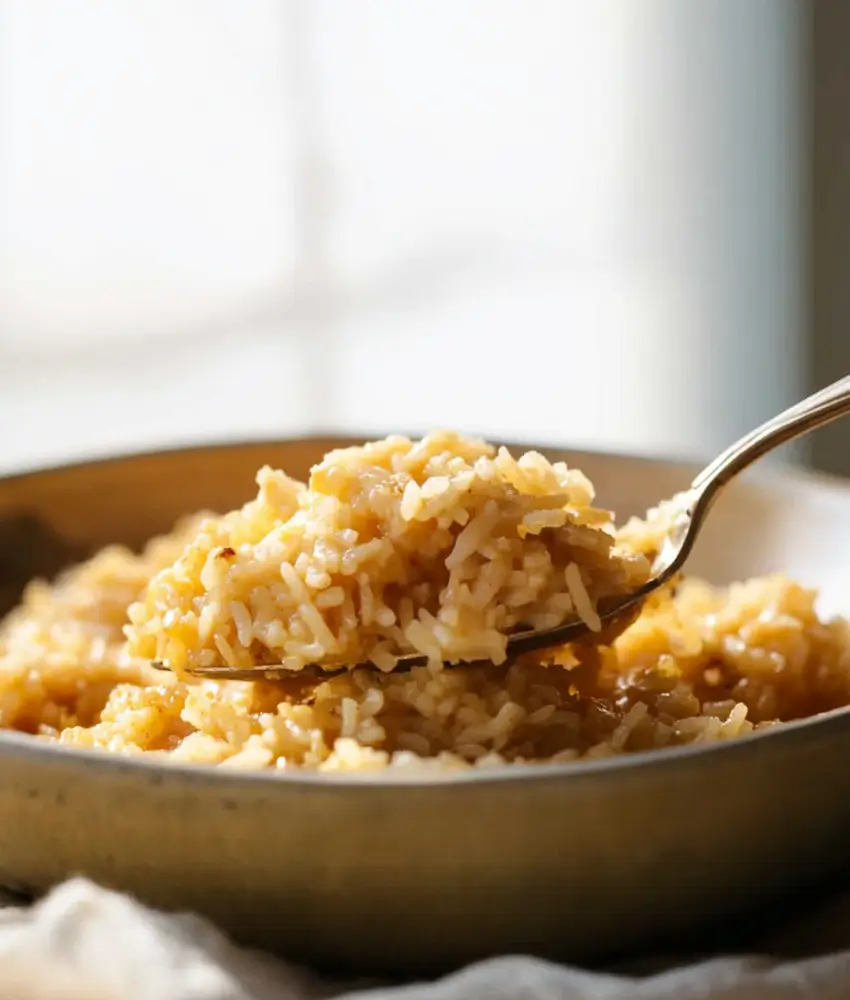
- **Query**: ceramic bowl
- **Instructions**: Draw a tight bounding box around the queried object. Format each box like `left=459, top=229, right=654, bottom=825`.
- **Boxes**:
left=1, top=438, right=849, bottom=975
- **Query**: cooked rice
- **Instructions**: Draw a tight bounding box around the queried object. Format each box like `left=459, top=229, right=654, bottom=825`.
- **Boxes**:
left=126, top=432, right=649, bottom=674
left=1, top=431, right=849, bottom=774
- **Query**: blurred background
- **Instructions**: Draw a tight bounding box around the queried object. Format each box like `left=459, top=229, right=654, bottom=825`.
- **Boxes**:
left=0, top=1, right=845, bottom=475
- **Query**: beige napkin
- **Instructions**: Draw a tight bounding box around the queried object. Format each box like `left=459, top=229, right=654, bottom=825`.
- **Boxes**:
left=2, top=878, right=850, bottom=1000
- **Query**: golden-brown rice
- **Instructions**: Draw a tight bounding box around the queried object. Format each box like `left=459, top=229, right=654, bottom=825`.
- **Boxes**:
left=126, top=432, right=649, bottom=675
left=1, top=432, right=849, bottom=774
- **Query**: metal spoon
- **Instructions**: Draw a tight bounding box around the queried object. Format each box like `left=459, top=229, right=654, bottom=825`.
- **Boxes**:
left=159, top=374, right=850, bottom=682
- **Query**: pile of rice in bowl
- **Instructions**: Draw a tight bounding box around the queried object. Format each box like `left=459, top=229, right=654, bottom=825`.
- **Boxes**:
left=2, top=431, right=850, bottom=774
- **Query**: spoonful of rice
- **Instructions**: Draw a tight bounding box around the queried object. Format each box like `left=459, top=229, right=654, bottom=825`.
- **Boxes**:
left=135, top=375, right=850, bottom=682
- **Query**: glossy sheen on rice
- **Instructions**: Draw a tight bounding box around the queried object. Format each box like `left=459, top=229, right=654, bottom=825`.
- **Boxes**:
left=1, top=432, right=850, bottom=774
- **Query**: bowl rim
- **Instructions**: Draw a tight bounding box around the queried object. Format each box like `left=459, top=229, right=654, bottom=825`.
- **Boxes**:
left=2, top=428, right=848, bottom=492
left=2, top=433, right=849, bottom=793
left=2, top=702, right=849, bottom=793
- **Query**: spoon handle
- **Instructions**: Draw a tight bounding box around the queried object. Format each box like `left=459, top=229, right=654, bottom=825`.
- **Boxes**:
left=691, top=373, right=850, bottom=497
left=646, top=374, right=850, bottom=590
left=648, top=373, right=850, bottom=585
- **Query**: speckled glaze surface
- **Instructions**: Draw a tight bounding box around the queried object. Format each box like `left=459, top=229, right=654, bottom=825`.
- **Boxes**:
left=1, top=438, right=850, bottom=976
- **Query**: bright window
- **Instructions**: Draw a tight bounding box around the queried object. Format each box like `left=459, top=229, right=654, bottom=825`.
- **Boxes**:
left=0, top=1, right=804, bottom=471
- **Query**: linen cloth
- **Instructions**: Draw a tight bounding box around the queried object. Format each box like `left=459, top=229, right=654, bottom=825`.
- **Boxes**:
left=2, top=878, right=850, bottom=1000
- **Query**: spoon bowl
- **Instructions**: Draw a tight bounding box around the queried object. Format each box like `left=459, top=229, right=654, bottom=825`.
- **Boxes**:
left=174, top=374, right=850, bottom=682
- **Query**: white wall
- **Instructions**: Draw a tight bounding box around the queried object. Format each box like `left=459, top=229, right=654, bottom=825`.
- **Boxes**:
left=0, top=0, right=805, bottom=472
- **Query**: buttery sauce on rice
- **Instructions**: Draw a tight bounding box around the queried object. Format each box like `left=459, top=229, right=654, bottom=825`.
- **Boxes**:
left=1, top=432, right=849, bottom=773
